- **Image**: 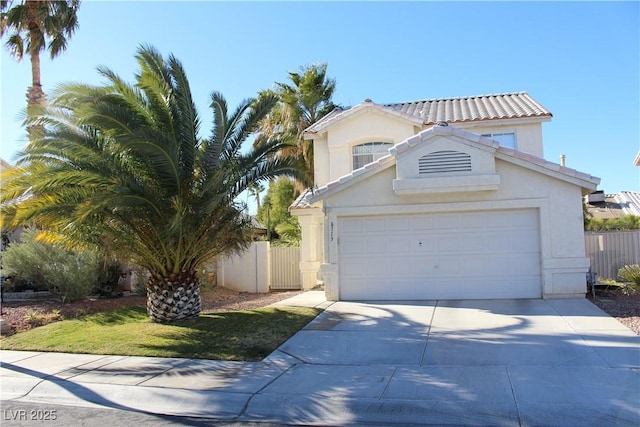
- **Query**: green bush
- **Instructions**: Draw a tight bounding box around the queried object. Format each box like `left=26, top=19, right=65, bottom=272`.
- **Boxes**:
left=585, top=214, right=640, bottom=231
left=617, top=264, right=640, bottom=294
left=1, top=230, right=50, bottom=291
left=1, top=229, right=116, bottom=302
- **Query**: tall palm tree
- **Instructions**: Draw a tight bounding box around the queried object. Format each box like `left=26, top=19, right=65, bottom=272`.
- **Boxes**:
left=1, top=0, right=80, bottom=138
left=0, top=45, right=303, bottom=323
left=256, top=63, right=337, bottom=186
left=247, top=182, right=264, bottom=212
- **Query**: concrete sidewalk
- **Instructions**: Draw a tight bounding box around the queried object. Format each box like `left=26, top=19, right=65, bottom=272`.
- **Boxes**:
left=1, top=294, right=639, bottom=426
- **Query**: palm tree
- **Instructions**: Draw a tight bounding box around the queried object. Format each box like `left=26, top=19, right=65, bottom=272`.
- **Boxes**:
left=256, top=63, right=337, bottom=186
left=247, top=182, right=265, bottom=212
left=0, top=45, right=303, bottom=322
left=1, top=0, right=80, bottom=138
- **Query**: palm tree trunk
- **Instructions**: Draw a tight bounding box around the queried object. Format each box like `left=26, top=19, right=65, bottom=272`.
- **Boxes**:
left=26, top=0, right=46, bottom=140
left=146, top=270, right=201, bottom=322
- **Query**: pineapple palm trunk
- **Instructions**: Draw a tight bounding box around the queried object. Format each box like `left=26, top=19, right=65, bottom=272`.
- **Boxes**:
left=146, top=270, right=201, bottom=322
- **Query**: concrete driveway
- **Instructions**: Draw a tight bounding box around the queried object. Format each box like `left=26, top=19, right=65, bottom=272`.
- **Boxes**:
left=2, top=296, right=639, bottom=426
left=252, top=298, right=640, bottom=426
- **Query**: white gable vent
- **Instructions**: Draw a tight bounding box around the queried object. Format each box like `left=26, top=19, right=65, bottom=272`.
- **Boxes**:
left=419, top=150, right=471, bottom=174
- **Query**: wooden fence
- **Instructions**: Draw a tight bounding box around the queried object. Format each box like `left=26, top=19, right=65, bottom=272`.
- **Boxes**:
left=585, top=230, right=640, bottom=279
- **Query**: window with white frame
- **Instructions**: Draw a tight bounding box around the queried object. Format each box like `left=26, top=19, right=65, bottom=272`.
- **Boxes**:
left=481, top=132, right=516, bottom=149
left=352, top=142, right=393, bottom=170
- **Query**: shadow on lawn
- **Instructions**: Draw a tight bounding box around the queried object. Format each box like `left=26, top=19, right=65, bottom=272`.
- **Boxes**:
left=81, top=306, right=149, bottom=325
left=143, top=307, right=323, bottom=361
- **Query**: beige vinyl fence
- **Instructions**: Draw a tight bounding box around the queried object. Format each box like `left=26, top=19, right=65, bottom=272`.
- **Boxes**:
left=585, top=230, right=640, bottom=279
left=216, top=242, right=301, bottom=292
left=270, top=246, right=301, bottom=290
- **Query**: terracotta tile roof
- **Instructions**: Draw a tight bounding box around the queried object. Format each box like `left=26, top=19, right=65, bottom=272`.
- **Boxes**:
left=304, top=92, right=552, bottom=137
left=385, top=92, right=552, bottom=125
left=303, top=101, right=424, bottom=136
left=289, top=188, right=315, bottom=210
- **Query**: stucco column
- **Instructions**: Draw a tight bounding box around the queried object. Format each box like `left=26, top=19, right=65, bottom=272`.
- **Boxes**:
left=295, top=208, right=324, bottom=289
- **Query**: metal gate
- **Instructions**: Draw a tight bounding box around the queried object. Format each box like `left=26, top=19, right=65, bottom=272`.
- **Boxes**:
left=270, top=246, right=301, bottom=290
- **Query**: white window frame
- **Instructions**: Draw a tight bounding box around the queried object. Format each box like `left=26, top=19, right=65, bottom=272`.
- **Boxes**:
left=481, top=132, right=516, bottom=149
left=352, top=142, right=393, bottom=170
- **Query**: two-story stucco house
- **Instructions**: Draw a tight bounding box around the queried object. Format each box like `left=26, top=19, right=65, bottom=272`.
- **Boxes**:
left=291, top=92, right=600, bottom=301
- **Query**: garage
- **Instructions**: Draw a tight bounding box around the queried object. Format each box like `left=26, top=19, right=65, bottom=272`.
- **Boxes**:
left=338, top=209, right=541, bottom=300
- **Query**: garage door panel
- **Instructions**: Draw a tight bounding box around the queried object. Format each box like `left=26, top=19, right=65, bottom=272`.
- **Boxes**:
left=387, top=238, right=411, bottom=253
left=341, top=218, right=364, bottom=233
left=338, top=210, right=541, bottom=300
left=412, top=216, right=434, bottom=230
left=460, top=235, right=487, bottom=252
left=436, top=237, right=459, bottom=252
left=434, top=215, right=459, bottom=229
left=510, top=231, right=539, bottom=252
left=341, top=240, right=363, bottom=255
left=460, top=213, right=487, bottom=229
left=387, top=217, right=411, bottom=231
left=508, top=210, right=537, bottom=227
left=366, top=239, right=387, bottom=254
left=340, top=277, right=541, bottom=301
left=364, top=218, right=386, bottom=232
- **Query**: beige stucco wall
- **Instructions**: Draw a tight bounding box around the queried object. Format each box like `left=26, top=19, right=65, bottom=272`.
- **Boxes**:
left=395, top=135, right=497, bottom=180
left=316, top=157, right=591, bottom=299
left=312, top=113, right=547, bottom=188
left=452, top=121, right=545, bottom=157
left=314, top=110, right=419, bottom=187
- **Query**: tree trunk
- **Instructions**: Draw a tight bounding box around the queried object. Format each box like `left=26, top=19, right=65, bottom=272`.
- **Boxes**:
left=26, top=0, right=45, bottom=140
left=26, top=0, right=43, bottom=98
left=146, top=270, right=201, bottom=322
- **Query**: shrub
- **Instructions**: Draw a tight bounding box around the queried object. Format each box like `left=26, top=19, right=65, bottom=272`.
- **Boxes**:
left=45, top=249, right=103, bottom=302
left=1, top=230, right=50, bottom=291
left=1, top=229, right=116, bottom=302
left=585, top=214, right=640, bottom=231
left=617, top=264, right=640, bottom=294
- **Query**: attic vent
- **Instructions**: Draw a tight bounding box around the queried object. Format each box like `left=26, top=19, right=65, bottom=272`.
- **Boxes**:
left=419, top=150, right=471, bottom=174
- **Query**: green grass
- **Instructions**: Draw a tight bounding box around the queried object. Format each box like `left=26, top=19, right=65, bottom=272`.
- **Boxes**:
left=0, top=306, right=322, bottom=361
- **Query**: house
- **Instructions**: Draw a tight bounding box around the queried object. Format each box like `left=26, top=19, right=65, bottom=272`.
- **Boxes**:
left=585, top=190, right=640, bottom=219
left=291, top=92, right=600, bottom=300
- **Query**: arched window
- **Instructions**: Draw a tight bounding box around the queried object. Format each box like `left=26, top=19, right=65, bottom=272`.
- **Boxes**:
left=352, top=142, right=393, bottom=170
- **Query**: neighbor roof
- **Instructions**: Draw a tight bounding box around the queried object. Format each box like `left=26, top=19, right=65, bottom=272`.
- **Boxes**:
left=585, top=191, right=640, bottom=219
left=304, top=92, right=552, bottom=137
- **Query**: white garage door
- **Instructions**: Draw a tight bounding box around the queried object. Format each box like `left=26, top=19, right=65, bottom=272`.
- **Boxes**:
left=338, top=209, right=541, bottom=300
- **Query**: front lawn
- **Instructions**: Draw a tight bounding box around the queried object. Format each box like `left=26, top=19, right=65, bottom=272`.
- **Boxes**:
left=0, top=306, right=322, bottom=361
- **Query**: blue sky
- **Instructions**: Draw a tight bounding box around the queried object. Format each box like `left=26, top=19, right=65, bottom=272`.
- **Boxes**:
left=1, top=1, right=638, bottom=195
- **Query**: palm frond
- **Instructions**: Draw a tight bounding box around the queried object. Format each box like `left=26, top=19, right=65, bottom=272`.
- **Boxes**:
left=4, top=44, right=304, bottom=293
